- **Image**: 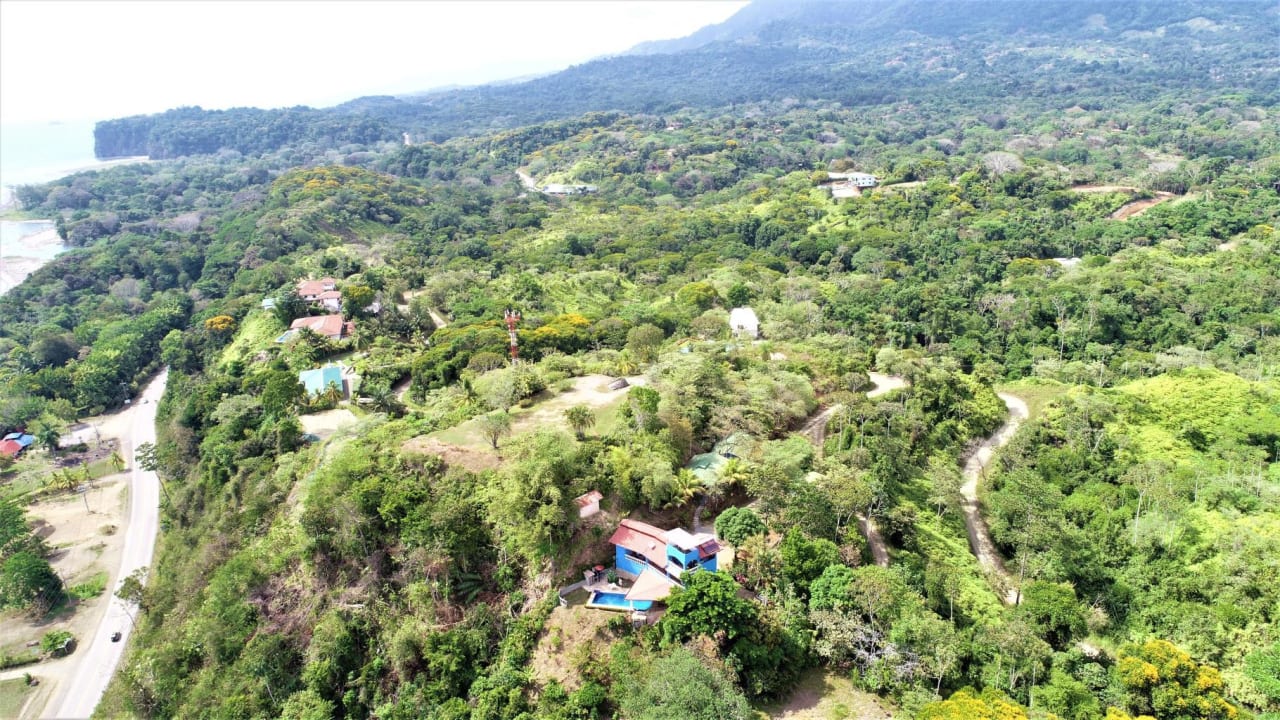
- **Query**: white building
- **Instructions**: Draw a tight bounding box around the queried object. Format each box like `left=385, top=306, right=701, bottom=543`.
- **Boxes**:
left=574, top=490, right=603, bottom=518
left=729, top=307, right=760, bottom=339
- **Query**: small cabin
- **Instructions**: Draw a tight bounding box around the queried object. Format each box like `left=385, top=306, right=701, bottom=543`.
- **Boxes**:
left=575, top=490, right=603, bottom=518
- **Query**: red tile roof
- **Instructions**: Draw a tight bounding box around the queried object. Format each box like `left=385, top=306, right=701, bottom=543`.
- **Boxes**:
left=609, top=519, right=668, bottom=568
left=297, top=278, right=338, bottom=298
left=290, top=314, right=349, bottom=339
left=0, top=440, right=22, bottom=457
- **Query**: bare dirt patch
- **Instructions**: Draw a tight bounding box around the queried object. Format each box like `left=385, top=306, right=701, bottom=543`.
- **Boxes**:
left=757, top=668, right=895, bottom=719
left=400, top=436, right=500, bottom=473
left=299, top=409, right=358, bottom=439
left=0, top=477, right=127, bottom=696
left=509, top=374, right=644, bottom=436
left=1070, top=184, right=1141, bottom=193
left=1109, top=192, right=1175, bottom=220
left=528, top=604, right=613, bottom=692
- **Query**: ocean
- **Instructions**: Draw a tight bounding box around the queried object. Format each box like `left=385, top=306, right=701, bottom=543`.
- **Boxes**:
left=0, top=120, right=139, bottom=294
left=0, top=119, right=101, bottom=196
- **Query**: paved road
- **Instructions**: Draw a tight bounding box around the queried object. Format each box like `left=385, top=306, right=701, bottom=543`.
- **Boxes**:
left=959, top=392, right=1028, bottom=606
left=47, top=368, right=168, bottom=719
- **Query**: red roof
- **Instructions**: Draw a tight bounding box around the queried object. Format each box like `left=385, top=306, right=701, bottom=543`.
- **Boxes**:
left=297, top=278, right=338, bottom=298
left=609, top=519, right=668, bottom=568
left=0, top=440, right=21, bottom=457
left=574, top=490, right=603, bottom=508
left=290, top=314, right=349, bottom=339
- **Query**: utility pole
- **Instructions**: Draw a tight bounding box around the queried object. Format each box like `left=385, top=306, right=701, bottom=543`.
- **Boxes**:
left=504, top=309, right=521, bottom=366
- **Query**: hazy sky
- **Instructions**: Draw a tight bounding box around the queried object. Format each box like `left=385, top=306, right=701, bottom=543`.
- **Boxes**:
left=0, top=0, right=747, bottom=126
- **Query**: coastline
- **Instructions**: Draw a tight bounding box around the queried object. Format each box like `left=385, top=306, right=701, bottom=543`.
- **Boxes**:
left=0, top=226, right=63, bottom=295
left=0, top=155, right=152, bottom=210
left=0, top=155, right=149, bottom=294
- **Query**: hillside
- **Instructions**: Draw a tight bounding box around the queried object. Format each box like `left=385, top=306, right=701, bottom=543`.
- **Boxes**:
left=92, top=0, right=1278, bottom=157
left=0, top=1, right=1276, bottom=719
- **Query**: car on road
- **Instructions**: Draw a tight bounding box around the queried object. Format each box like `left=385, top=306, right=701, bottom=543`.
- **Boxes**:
left=111, top=631, right=122, bottom=642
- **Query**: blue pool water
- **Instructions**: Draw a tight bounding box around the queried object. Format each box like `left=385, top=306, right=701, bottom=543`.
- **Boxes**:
left=589, top=591, right=652, bottom=611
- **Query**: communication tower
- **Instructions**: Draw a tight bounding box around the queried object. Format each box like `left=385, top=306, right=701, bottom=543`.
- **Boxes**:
left=504, top=309, right=521, bottom=364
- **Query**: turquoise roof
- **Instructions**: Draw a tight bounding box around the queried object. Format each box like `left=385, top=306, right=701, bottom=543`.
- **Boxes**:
left=299, top=365, right=343, bottom=395
left=687, top=452, right=727, bottom=484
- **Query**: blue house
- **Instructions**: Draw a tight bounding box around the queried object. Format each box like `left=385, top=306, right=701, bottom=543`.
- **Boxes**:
left=607, top=520, right=721, bottom=603
left=298, top=364, right=348, bottom=398
left=3, top=432, right=35, bottom=449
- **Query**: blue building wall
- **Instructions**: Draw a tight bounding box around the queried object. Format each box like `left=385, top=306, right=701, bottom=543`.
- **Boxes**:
left=615, top=540, right=718, bottom=580
left=615, top=547, right=648, bottom=579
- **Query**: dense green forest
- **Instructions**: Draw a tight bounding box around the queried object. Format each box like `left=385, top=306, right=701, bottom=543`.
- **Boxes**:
left=1, top=1, right=1278, bottom=718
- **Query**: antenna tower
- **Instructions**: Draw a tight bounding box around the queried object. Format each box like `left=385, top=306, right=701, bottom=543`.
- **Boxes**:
left=504, top=309, right=521, bottom=365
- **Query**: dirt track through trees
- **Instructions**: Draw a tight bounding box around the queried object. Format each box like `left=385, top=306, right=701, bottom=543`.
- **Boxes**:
left=959, top=393, right=1028, bottom=605
left=803, top=372, right=904, bottom=567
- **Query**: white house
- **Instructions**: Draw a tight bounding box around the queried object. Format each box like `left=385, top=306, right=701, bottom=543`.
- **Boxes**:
left=574, top=490, right=603, bottom=518
left=729, top=307, right=760, bottom=339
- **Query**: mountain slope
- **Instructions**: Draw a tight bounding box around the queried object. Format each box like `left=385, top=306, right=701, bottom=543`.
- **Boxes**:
left=92, top=0, right=1278, bottom=159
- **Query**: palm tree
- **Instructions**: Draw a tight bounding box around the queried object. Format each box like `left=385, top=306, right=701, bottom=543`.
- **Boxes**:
left=663, top=469, right=706, bottom=510
left=109, top=450, right=125, bottom=473
left=31, top=418, right=62, bottom=455
left=322, top=381, right=344, bottom=406
left=563, top=405, right=596, bottom=440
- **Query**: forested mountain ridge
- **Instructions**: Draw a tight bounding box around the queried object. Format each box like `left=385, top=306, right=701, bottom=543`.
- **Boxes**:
left=1, top=0, right=1277, bottom=718
left=92, top=0, right=1278, bottom=158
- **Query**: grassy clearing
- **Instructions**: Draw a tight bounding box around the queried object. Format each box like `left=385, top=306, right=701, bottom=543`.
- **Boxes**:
left=67, top=570, right=109, bottom=600
left=997, top=377, right=1070, bottom=420
left=754, top=667, right=895, bottom=719
left=0, top=642, right=40, bottom=670
left=0, top=677, right=34, bottom=717
left=218, top=310, right=284, bottom=368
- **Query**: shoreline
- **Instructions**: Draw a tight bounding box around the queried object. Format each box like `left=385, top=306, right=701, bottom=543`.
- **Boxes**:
left=0, top=155, right=152, bottom=210
left=0, top=226, right=63, bottom=295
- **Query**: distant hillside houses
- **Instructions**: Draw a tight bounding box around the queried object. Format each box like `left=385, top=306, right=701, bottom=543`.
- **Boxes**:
left=826, top=172, right=878, bottom=199
left=542, top=183, right=598, bottom=195
left=828, top=171, right=878, bottom=186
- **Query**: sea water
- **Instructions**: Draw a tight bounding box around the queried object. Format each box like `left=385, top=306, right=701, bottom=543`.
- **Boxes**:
left=0, top=120, right=99, bottom=292
left=0, top=119, right=101, bottom=193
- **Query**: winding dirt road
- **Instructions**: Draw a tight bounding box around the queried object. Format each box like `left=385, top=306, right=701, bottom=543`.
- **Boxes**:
left=959, top=392, right=1028, bottom=605
left=803, top=371, right=905, bottom=567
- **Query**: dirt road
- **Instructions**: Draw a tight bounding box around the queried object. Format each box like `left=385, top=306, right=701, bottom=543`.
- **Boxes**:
left=47, top=369, right=168, bottom=719
left=516, top=170, right=540, bottom=192
left=959, top=392, right=1027, bottom=605
left=802, top=372, right=904, bottom=567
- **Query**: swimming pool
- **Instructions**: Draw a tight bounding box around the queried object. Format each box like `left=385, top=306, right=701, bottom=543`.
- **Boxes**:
left=588, top=591, right=652, bottom=611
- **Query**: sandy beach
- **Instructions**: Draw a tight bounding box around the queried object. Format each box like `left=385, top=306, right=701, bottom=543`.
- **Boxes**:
left=0, top=227, right=63, bottom=294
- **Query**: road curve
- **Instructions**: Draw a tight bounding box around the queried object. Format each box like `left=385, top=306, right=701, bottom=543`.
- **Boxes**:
left=959, top=392, right=1028, bottom=605
left=48, top=368, right=168, bottom=719
left=803, top=371, right=904, bottom=567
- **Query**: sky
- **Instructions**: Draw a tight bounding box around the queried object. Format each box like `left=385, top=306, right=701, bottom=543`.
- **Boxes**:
left=0, top=0, right=748, bottom=127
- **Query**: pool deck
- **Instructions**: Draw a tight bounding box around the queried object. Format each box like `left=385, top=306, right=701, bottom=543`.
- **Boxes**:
left=584, top=579, right=629, bottom=594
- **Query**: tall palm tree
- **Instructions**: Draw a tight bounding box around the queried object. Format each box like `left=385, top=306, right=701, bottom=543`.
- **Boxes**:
left=32, top=418, right=62, bottom=455
left=322, top=381, right=344, bottom=406
left=564, top=405, right=596, bottom=440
